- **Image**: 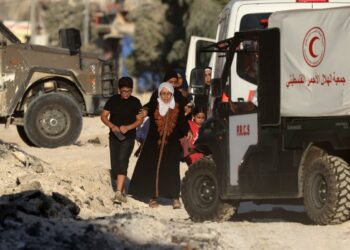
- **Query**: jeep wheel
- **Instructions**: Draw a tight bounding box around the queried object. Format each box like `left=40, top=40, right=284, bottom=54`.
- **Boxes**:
left=16, top=125, right=35, bottom=146
left=181, top=157, right=238, bottom=222
left=24, top=92, right=82, bottom=148
left=304, top=155, right=350, bottom=225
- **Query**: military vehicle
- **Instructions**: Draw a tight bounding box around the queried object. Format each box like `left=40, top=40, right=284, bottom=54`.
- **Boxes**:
left=0, top=22, right=115, bottom=148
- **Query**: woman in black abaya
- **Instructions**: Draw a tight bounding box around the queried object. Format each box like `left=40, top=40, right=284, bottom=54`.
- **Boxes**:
left=128, top=82, right=187, bottom=208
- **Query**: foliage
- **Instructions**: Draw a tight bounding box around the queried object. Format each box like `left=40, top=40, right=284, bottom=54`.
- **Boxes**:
left=42, top=0, right=85, bottom=44
left=127, top=0, right=229, bottom=77
left=125, top=0, right=170, bottom=75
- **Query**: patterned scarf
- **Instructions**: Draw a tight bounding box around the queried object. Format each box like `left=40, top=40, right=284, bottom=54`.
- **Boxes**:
left=154, top=103, right=179, bottom=145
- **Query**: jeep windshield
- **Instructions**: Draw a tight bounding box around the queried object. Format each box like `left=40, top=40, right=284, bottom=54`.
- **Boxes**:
left=0, top=21, right=21, bottom=44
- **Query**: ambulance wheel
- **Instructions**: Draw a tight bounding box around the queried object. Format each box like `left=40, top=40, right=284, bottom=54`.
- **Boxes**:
left=304, top=155, right=350, bottom=225
left=181, top=157, right=238, bottom=222
left=23, top=92, right=82, bottom=148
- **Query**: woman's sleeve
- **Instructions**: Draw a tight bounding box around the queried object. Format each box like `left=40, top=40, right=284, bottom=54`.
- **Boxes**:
left=146, top=91, right=157, bottom=116
left=177, top=103, right=189, bottom=138
left=143, top=90, right=157, bottom=110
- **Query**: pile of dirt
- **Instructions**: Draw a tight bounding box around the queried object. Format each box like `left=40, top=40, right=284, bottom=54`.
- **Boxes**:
left=0, top=190, right=125, bottom=250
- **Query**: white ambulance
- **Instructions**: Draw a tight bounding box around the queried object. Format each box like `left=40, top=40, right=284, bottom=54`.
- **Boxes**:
left=182, top=6, right=350, bottom=225
left=186, top=0, right=350, bottom=103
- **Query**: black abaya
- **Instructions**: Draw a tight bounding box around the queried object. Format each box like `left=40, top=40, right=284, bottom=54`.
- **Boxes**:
left=128, top=95, right=187, bottom=199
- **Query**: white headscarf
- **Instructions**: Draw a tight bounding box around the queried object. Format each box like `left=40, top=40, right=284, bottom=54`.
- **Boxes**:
left=157, top=82, right=175, bottom=116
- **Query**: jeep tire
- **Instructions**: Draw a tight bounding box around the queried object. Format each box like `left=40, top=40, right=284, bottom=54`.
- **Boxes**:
left=181, top=157, right=238, bottom=222
left=303, top=155, right=350, bottom=225
left=16, top=125, right=35, bottom=146
left=23, top=92, right=82, bottom=148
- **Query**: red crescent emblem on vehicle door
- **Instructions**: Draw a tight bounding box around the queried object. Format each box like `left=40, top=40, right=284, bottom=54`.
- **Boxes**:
left=302, top=27, right=326, bottom=67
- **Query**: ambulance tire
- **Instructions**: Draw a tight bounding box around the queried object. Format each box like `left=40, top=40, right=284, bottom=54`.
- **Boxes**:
left=23, top=92, right=82, bottom=148
left=181, top=157, right=238, bottom=222
left=304, top=155, right=350, bottom=225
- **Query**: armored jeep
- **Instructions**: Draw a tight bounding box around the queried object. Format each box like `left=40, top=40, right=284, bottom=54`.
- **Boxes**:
left=182, top=7, right=350, bottom=225
left=0, top=22, right=115, bottom=148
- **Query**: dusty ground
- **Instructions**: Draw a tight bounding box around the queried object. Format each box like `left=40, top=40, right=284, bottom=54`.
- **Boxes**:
left=1, top=93, right=350, bottom=249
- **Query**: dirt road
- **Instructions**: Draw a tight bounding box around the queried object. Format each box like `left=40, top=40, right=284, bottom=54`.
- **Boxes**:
left=1, top=116, right=349, bottom=249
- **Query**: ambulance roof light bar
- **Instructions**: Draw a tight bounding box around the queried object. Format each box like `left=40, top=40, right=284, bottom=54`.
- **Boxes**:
left=296, top=0, right=328, bottom=2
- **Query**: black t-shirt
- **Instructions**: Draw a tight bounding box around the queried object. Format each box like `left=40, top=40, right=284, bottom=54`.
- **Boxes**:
left=104, top=94, right=142, bottom=139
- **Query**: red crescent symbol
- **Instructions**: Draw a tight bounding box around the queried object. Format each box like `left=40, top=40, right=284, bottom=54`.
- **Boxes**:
left=309, top=36, right=319, bottom=58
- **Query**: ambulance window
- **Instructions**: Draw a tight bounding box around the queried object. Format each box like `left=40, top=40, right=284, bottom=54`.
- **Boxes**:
left=195, top=40, right=213, bottom=68
left=236, top=13, right=270, bottom=85
left=236, top=40, right=259, bottom=85
left=239, top=13, right=271, bottom=31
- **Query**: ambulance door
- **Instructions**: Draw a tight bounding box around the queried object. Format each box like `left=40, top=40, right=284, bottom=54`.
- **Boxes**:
left=227, top=28, right=281, bottom=196
left=185, top=36, right=215, bottom=81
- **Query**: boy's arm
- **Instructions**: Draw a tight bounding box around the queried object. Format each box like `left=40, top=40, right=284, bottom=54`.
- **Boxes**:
left=119, top=115, right=144, bottom=134
left=100, top=110, right=120, bottom=132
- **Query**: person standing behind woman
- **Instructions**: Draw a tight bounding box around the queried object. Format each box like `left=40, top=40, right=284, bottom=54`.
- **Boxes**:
left=101, top=77, right=143, bottom=204
left=128, top=82, right=188, bottom=209
left=144, top=70, right=188, bottom=116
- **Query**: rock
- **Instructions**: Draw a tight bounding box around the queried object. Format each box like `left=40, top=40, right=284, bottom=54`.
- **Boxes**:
left=18, top=181, right=42, bottom=192
left=52, top=192, right=80, bottom=216
left=27, top=157, right=45, bottom=167
left=96, top=197, right=105, bottom=207
left=16, top=175, right=34, bottom=185
left=15, top=191, right=46, bottom=216
left=12, top=151, right=27, bottom=164
left=1, top=191, right=81, bottom=220
left=32, top=165, right=44, bottom=174
left=58, top=179, right=72, bottom=185
left=85, top=224, right=95, bottom=233
left=0, top=144, right=9, bottom=158
left=74, top=140, right=83, bottom=146
left=12, top=150, right=45, bottom=170
left=87, top=137, right=101, bottom=145
left=25, top=221, right=42, bottom=236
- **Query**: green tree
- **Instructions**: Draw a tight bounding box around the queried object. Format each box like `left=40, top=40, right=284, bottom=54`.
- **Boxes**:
left=126, top=0, right=170, bottom=75
left=43, top=0, right=84, bottom=45
left=127, top=0, right=228, bottom=77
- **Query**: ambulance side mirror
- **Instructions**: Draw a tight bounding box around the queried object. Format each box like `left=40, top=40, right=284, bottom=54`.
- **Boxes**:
left=189, top=68, right=206, bottom=95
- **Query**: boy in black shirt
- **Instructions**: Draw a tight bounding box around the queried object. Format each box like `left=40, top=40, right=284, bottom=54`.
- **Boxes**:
left=101, top=77, right=143, bottom=204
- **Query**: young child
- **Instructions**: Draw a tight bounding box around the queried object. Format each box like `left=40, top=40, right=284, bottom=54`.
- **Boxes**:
left=185, top=106, right=206, bottom=166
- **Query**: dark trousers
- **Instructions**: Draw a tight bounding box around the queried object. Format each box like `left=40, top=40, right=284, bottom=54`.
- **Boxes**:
left=109, top=135, right=135, bottom=178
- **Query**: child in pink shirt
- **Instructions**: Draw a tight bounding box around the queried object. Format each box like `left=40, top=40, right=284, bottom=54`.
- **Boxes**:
left=185, top=107, right=206, bottom=165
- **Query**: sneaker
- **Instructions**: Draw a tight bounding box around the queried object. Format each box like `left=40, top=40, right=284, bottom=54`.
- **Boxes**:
left=172, top=199, right=181, bottom=209
left=113, top=191, right=123, bottom=204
